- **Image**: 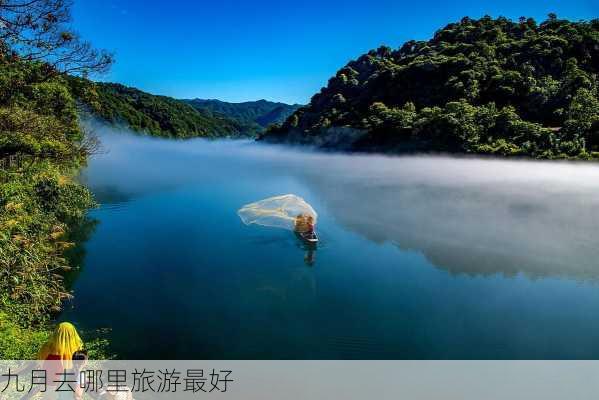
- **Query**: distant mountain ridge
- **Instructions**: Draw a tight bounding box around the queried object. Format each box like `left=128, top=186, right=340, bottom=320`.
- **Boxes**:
left=184, top=98, right=301, bottom=135
left=74, top=82, right=301, bottom=138
left=73, top=81, right=250, bottom=138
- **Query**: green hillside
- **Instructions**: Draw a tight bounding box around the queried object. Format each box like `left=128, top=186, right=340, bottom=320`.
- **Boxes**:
left=185, top=98, right=301, bottom=135
left=0, top=52, right=103, bottom=358
left=263, top=15, right=599, bottom=159
left=75, top=82, right=249, bottom=138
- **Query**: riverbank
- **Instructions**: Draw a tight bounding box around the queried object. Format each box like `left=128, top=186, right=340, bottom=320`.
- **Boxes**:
left=0, top=158, right=97, bottom=358
left=0, top=49, right=106, bottom=358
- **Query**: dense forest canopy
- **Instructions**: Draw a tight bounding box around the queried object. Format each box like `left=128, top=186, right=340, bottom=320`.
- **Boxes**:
left=263, top=15, right=599, bottom=159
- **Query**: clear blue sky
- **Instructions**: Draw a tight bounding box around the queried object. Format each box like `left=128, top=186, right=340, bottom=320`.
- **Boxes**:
left=72, top=0, right=597, bottom=104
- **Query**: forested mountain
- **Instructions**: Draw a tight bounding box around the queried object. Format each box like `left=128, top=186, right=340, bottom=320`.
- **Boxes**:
left=70, top=84, right=297, bottom=138
left=263, top=15, right=599, bottom=159
left=185, top=98, right=301, bottom=135
left=74, top=82, right=250, bottom=138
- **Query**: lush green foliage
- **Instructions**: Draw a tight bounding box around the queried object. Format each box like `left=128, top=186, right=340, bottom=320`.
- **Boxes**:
left=0, top=312, right=49, bottom=359
left=0, top=53, right=99, bottom=358
left=264, top=16, right=599, bottom=159
left=0, top=313, right=112, bottom=359
left=185, top=99, right=301, bottom=135
left=0, top=0, right=118, bottom=359
left=76, top=81, right=251, bottom=138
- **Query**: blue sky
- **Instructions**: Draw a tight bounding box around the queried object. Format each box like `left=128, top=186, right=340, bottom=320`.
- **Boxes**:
left=73, top=0, right=598, bottom=104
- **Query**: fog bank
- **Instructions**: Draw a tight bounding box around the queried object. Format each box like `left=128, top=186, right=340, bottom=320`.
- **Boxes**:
left=83, top=122, right=599, bottom=281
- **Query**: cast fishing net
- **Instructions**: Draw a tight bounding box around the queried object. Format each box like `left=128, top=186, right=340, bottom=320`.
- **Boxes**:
left=238, top=194, right=318, bottom=232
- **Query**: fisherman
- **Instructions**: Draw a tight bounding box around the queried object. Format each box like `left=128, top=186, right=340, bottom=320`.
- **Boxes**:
left=305, top=215, right=315, bottom=234
left=294, top=213, right=314, bottom=233
left=238, top=195, right=318, bottom=243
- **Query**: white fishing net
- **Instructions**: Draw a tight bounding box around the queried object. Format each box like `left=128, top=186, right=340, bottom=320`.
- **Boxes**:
left=238, top=194, right=318, bottom=232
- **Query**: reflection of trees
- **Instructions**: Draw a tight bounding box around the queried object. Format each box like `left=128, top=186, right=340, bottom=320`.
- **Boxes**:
left=85, top=184, right=133, bottom=206
left=300, top=171, right=599, bottom=282
left=62, top=216, right=99, bottom=290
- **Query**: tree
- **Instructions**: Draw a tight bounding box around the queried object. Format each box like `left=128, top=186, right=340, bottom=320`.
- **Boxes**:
left=264, top=15, right=599, bottom=159
left=0, top=0, right=113, bottom=76
left=562, top=88, right=599, bottom=150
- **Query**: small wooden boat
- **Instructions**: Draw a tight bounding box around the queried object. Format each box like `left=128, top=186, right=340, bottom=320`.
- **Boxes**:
left=298, top=230, right=319, bottom=244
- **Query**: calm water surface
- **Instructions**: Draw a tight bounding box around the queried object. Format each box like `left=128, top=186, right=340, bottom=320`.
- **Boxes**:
left=62, top=124, right=599, bottom=359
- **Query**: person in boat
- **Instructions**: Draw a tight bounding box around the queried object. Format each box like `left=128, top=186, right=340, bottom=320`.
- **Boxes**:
left=305, top=215, right=315, bottom=234
left=294, top=214, right=306, bottom=232
left=294, top=214, right=315, bottom=234
left=295, top=214, right=318, bottom=246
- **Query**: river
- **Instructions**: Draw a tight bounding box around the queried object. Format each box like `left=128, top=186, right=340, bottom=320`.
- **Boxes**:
left=61, top=123, right=599, bottom=359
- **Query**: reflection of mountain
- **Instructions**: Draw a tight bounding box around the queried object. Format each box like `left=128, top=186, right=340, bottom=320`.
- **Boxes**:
left=295, top=158, right=599, bottom=281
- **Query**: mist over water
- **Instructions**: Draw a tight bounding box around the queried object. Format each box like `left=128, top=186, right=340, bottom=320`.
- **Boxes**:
left=66, top=122, right=599, bottom=359
left=84, top=124, right=599, bottom=280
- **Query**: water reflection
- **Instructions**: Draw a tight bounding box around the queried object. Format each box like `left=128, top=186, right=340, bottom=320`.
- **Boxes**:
left=63, top=217, right=99, bottom=290
left=83, top=123, right=599, bottom=281
left=225, top=144, right=599, bottom=281
left=86, top=184, right=134, bottom=206
left=68, top=124, right=599, bottom=359
left=297, top=162, right=599, bottom=281
left=295, top=234, right=317, bottom=266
